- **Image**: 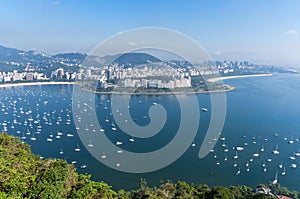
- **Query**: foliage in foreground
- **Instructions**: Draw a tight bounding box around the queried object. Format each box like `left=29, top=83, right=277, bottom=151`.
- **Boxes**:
left=0, top=133, right=299, bottom=199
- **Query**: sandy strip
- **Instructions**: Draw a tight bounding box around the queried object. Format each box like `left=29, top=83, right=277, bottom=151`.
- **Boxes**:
left=0, top=81, right=75, bottom=88
left=207, top=73, right=272, bottom=82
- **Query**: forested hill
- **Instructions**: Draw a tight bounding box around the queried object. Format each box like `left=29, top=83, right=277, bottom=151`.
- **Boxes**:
left=0, top=133, right=298, bottom=199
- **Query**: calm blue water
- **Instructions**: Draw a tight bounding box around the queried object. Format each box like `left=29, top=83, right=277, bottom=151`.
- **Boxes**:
left=1, top=73, right=300, bottom=191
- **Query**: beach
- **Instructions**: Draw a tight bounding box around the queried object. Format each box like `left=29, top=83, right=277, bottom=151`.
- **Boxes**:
left=0, top=82, right=75, bottom=88
left=207, top=73, right=273, bottom=82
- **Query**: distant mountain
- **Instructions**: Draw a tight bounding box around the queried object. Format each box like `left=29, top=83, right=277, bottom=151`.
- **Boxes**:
left=112, top=53, right=161, bottom=66
left=53, top=52, right=87, bottom=61
left=0, top=45, right=26, bottom=62
left=0, top=45, right=161, bottom=67
left=0, top=45, right=52, bottom=63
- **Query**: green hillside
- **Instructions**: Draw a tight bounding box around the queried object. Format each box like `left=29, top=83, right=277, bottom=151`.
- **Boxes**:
left=0, top=133, right=298, bottom=199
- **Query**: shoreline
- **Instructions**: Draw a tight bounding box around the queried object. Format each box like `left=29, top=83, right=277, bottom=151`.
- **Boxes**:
left=80, top=85, right=236, bottom=95
left=207, top=73, right=273, bottom=83
left=0, top=73, right=272, bottom=94
left=0, top=81, right=75, bottom=88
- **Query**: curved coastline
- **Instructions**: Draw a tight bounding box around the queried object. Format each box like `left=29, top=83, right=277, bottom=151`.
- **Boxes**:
left=0, top=73, right=271, bottom=94
left=0, top=81, right=235, bottom=95
left=0, top=81, right=75, bottom=88
left=207, top=73, right=272, bottom=83
left=80, top=86, right=235, bottom=95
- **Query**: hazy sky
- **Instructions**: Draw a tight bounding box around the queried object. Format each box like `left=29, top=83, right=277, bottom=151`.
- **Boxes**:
left=1, top=0, right=300, bottom=67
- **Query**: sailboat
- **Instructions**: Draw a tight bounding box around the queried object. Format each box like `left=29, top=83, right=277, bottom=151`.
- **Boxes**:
left=263, top=167, right=267, bottom=172
left=290, top=163, right=297, bottom=169
left=260, top=144, right=265, bottom=152
left=233, top=151, right=239, bottom=159
left=87, top=139, right=94, bottom=147
left=288, top=136, right=294, bottom=144
left=289, top=155, right=296, bottom=160
left=80, top=164, right=87, bottom=169
left=101, top=152, right=107, bottom=159
left=74, top=144, right=81, bottom=152
left=66, top=133, right=74, bottom=137
left=21, top=132, right=26, bottom=140
left=278, top=162, right=283, bottom=169
left=224, top=147, right=229, bottom=153
left=213, top=153, right=217, bottom=159
left=295, top=149, right=300, bottom=157
left=129, top=134, right=135, bottom=142
left=59, top=149, right=64, bottom=155
left=221, top=140, right=226, bottom=147
left=263, top=166, right=267, bottom=172
left=233, top=161, right=238, bottom=167
left=272, top=145, right=279, bottom=155
left=30, top=132, right=36, bottom=141
left=281, top=167, right=286, bottom=176
left=272, top=172, right=278, bottom=184
left=245, top=160, right=249, bottom=167
left=246, top=166, right=250, bottom=172
left=236, top=168, right=241, bottom=175
left=252, top=149, right=259, bottom=157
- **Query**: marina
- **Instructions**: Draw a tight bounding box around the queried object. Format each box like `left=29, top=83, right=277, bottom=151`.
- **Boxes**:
left=0, top=74, right=300, bottom=191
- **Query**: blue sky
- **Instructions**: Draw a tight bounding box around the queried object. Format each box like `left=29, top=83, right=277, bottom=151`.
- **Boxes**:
left=0, top=0, right=300, bottom=67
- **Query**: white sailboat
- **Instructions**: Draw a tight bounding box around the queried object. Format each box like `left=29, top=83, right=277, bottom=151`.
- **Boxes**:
left=67, top=133, right=74, bottom=137
left=246, top=166, right=250, bottom=172
left=272, top=145, right=279, bottom=155
left=59, top=149, right=64, bottom=155
left=288, top=136, right=294, bottom=144
left=245, top=160, right=249, bottom=167
left=80, top=164, right=87, bottom=169
left=233, top=151, right=238, bottom=159
left=281, top=167, right=286, bottom=176
left=30, top=132, right=36, bottom=141
left=272, top=172, right=278, bottom=184
left=87, top=139, right=94, bottom=147
left=233, top=161, right=238, bottom=167
left=101, top=152, right=107, bottom=159
left=236, top=167, right=241, bottom=175
left=21, top=132, right=26, bottom=140
left=278, top=161, right=283, bottom=169
left=290, top=163, right=297, bottom=169
left=74, top=144, right=81, bottom=152
left=294, top=149, right=300, bottom=157
left=224, top=147, right=229, bottom=153
left=252, top=150, right=259, bottom=157
left=129, top=134, right=135, bottom=142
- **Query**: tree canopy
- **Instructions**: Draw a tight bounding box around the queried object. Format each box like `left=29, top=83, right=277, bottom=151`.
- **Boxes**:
left=0, top=133, right=299, bottom=199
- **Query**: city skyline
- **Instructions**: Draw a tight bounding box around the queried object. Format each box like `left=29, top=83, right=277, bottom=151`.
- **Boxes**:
left=1, top=0, right=300, bottom=67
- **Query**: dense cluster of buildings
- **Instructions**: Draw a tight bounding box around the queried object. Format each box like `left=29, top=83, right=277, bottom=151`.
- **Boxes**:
left=0, top=70, right=47, bottom=82
left=0, top=68, right=76, bottom=83
left=1, top=58, right=283, bottom=87
left=80, top=63, right=192, bottom=89
left=50, top=68, right=77, bottom=80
